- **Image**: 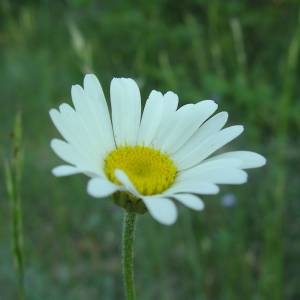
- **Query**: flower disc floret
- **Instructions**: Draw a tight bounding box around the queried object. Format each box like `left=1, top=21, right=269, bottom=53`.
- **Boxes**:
left=104, top=146, right=177, bottom=195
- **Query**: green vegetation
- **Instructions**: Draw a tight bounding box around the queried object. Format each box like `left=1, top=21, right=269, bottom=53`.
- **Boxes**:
left=1, top=1, right=299, bottom=299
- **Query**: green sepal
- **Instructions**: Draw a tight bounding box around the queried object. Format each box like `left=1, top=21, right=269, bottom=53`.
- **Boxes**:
left=113, top=192, right=147, bottom=214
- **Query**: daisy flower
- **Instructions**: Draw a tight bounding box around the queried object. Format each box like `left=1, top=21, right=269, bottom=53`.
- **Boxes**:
left=49, top=74, right=266, bottom=225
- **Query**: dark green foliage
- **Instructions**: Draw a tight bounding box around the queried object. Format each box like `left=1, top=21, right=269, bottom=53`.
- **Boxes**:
left=0, top=1, right=299, bottom=299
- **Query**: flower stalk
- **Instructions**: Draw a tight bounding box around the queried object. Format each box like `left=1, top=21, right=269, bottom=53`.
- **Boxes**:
left=122, top=210, right=137, bottom=300
left=4, top=112, right=25, bottom=300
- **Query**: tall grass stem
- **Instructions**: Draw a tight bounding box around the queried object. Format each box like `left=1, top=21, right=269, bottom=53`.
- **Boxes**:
left=4, top=112, right=25, bottom=300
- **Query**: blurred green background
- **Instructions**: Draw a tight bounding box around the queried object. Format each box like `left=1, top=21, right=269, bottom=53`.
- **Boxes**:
left=1, top=0, right=300, bottom=299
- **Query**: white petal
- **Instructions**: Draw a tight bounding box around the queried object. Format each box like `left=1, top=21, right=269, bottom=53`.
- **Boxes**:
left=159, top=100, right=218, bottom=153
left=87, top=177, right=119, bottom=198
left=83, top=74, right=106, bottom=103
left=158, top=103, right=193, bottom=151
left=210, top=151, right=266, bottom=169
left=142, top=197, right=178, bottom=225
left=71, top=84, right=99, bottom=144
left=175, top=125, right=244, bottom=170
left=195, top=100, right=218, bottom=122
left=172, top=194, right=205, bottom=210
left=178, top=158, right=243, bottom=181
left=71, top=83, right=114, bottom=155
left=151, top=91, right=179, bottom=148
left=114, top=169, right=140, bottom=197
left=57, top=103, right=99, bottom=161
left=110, top=78, right=141, bottom=146
left=195, top=111, right=229, bottom=139
left=49, top=75, right=116, bottom=181
left=52, top=165, right=81, bottom=177
left=181, top=168, right=248, bottom=184
left=173, top=111, right=228, bottom=161
left=49, top=108, right=74, bottom=144
left=51, top=138, right=103, bottom=174
left=83, top=74, right=115, bottom=151
left=50, top=138, right=82, bottom=166
left=137, top=90, right=164, bottom=145
left=165, top=181, right=219, bottom=195
left=163, top=91, right=179, bottom=112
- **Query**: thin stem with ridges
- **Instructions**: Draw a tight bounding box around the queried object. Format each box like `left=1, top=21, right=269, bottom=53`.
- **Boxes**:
left=122, top=211, right=137, bottom=300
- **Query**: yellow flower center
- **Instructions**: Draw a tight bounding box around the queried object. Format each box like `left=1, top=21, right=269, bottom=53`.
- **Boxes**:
left=104, top=146, right=177, bottom=195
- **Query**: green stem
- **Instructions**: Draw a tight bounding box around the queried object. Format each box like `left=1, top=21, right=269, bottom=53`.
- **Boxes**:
left=122, top=211, right=137, bottom=300
left=5, top=112, right=25, bottom=300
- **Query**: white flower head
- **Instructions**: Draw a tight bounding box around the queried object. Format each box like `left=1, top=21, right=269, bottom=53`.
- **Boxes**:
left=50, top=74, right=266, bottom=225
